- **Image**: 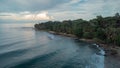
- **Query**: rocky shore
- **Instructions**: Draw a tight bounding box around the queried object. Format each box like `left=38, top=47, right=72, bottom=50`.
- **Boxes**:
left=48, top=31, right=120, bottom=68
left=49, top=31, right=119, bottom=55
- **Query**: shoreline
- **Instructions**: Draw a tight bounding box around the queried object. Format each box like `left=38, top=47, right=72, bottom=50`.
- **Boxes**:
left=48, top=31, right=119, bottom=56
left=48, top=31, right=77, bottom=38
left=48, top=30, right=120, bottom=68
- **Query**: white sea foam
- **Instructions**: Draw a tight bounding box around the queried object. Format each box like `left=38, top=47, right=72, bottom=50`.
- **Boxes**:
left=90, top=44, right=105, bottom=68
left=48, top=35, right=54, bottom=40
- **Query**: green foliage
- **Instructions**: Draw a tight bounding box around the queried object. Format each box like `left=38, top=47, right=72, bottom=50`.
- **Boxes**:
left=34, top=13, right=120, bottom=46
left=83, top=32, right=94, bottom=39
left=95, top=28, right=106, bottom=40
left=74, top=27, right=83, bottom=38
left=115, top=34, right=120, bottom=46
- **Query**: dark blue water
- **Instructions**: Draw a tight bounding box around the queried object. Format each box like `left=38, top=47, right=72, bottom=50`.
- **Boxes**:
left=0, top=23, right=104, bottom=68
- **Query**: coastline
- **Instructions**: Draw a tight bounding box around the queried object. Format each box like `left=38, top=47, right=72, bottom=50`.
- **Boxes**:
left=48, top=31, right=77, bottom=38
left=48, top=30, right=120, bottom=68
left=48, top=31, right=119, bottom=55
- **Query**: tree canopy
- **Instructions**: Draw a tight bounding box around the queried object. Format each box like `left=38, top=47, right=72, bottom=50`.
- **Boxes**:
left=35, top=13, right=120, bottom=46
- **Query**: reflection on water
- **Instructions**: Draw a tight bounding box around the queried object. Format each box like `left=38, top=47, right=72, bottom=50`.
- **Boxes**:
left=0, top=23, right=104, bottom=68
left=0, top=23, right=34, bottom=28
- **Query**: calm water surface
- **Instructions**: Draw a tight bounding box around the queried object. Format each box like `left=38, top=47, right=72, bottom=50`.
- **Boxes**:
left=0, top=23, right=104, bottom=68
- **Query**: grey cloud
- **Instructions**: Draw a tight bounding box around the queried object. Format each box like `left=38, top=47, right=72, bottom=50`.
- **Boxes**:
left=0, top=0, right=70, bottom=12
left=0, top=0, right=120, bottom=21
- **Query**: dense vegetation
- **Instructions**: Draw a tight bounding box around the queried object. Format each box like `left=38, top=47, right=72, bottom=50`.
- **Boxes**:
left=34, top=13, right=120, bottom=46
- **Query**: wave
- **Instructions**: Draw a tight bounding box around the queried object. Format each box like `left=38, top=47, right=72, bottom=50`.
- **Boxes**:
left=0, top=26, right=105, bottom=68
left=6, top=50, right=59, bottom=68
left=94, top=44, right=105, bottom=56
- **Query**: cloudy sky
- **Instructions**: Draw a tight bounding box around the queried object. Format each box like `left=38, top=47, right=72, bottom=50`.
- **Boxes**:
left=0, top=0, right=120, bottom=23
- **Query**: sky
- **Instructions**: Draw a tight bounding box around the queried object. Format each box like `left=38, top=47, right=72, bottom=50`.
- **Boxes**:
left=0, top=0, right=120, bottom=23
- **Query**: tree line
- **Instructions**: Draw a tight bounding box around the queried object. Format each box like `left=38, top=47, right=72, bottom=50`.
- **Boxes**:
left=34, top=13, right=120, bottom=46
